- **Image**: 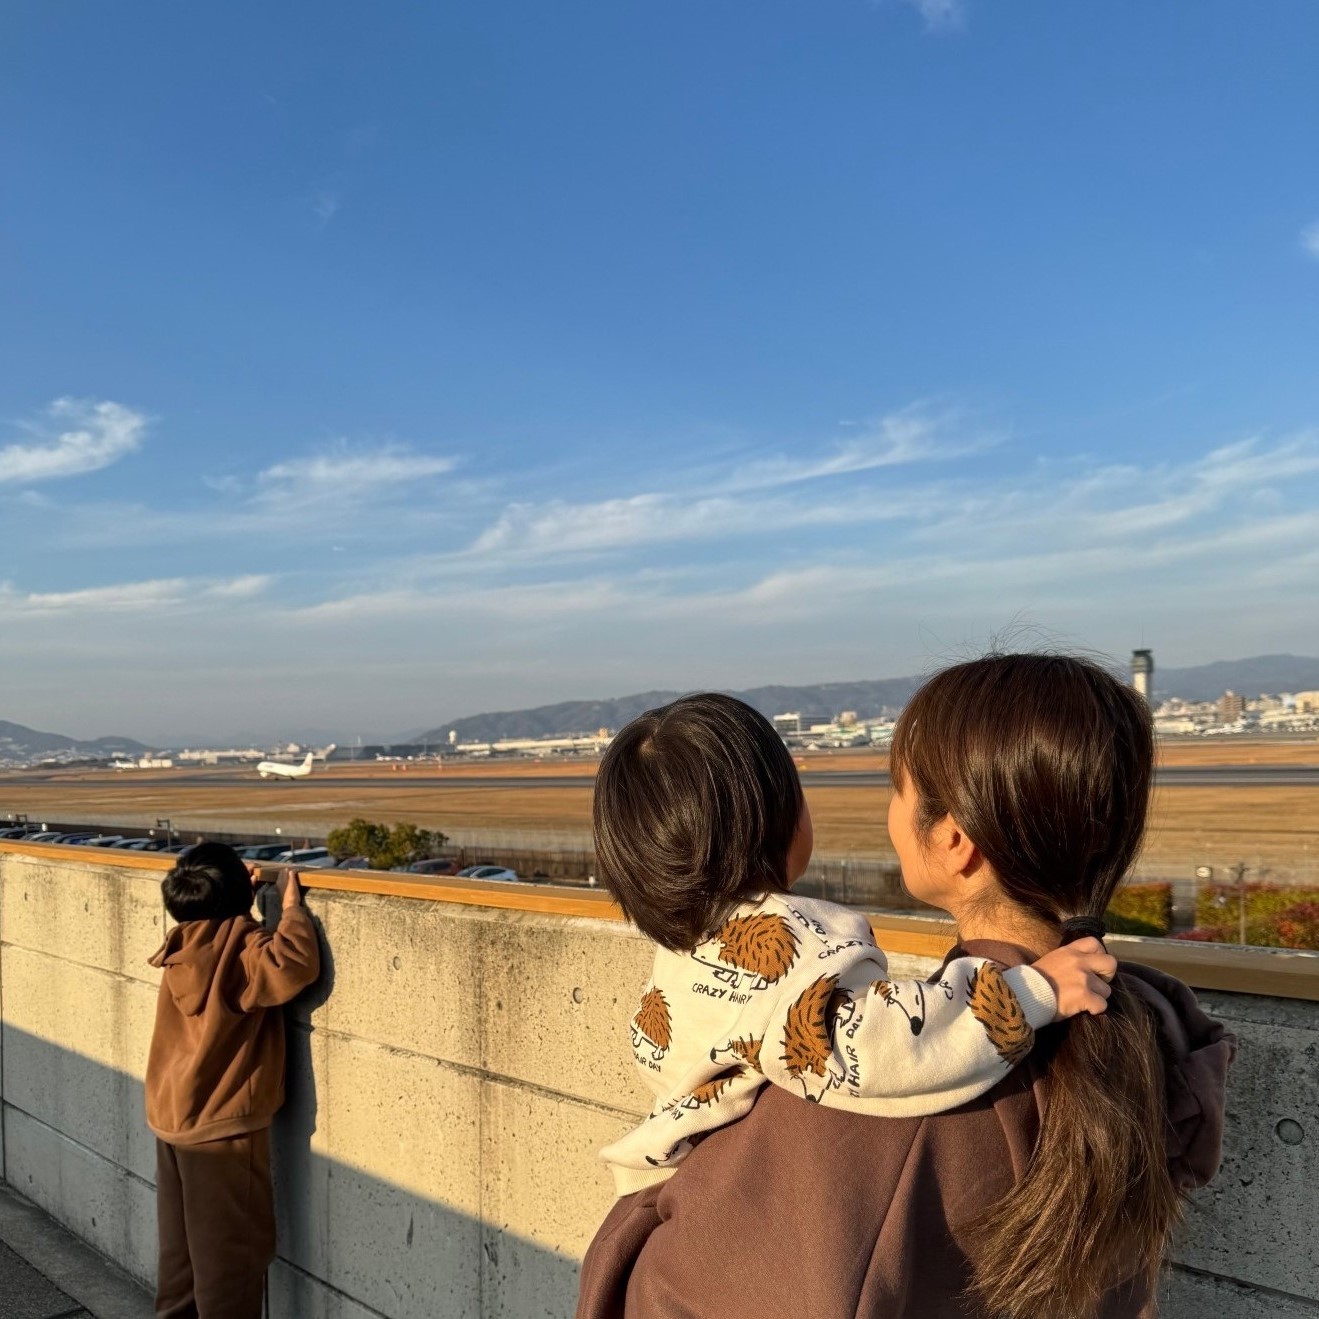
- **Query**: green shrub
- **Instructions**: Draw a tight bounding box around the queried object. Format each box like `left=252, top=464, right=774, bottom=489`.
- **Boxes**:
left=1196, top=884, right=1319, bottom=930
left=1105, top=882, right=1173, bottom=937
left=326, top=817, right=449, bottom=871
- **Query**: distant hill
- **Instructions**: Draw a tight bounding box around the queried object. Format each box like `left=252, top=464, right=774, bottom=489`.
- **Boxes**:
left=0, top=719, right=148, bottom=765
left=419, top=677, right=925, bottom=743
left=419, top=654, right=1319, bottom=742
left=1155, top=654, right=1319, bottom=703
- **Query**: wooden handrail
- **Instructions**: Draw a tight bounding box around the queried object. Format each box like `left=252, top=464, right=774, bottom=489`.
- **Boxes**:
left=3, top=839, right=1317, bottom=1000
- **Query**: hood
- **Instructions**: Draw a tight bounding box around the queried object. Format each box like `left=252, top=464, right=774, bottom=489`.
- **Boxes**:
left=149, top=919, right=238, bottom=1017
left=1117, top=960, right=1237, bottom=1190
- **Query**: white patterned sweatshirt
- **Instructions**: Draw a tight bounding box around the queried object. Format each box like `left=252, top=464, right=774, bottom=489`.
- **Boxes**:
left=601, top=890, right=1058, bottom=1195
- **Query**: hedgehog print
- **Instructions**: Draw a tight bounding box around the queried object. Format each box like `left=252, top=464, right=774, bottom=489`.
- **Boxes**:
left=871, top=978, right=927, bottom=1036
left=780, top=975, right=850, bottom=1101
left=691, top=912, right=800, bottom=991
left=709, top=1033, right=764, bottom=1072
left=677, top=1069, right=740, bottom=1112
left=631, top=986, right=673, bottom=1061
left=966, top=963, right=1033, bottom=1066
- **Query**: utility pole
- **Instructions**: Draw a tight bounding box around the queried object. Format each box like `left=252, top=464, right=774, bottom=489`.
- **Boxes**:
left=1230, top=861, right=1248, bottom=945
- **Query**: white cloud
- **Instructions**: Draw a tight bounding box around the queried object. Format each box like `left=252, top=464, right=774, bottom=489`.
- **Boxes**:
left=0, top=574, right=271, bottom=615
left=727, top=404, right=994, bottom=491
left=258, top=443, right=455, bottom=497
left=204, top=574, right=273, bottom=600
left=0, top=398, right=146, bottom=486
left=904, top=0, right=965, bottom=33
left=1301, top=221, right=1319, bottom=261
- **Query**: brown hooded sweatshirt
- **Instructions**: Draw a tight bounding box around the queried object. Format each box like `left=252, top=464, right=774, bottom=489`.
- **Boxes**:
left=577, top=948, right=1235, bottom=1319
left=146, top=907, right=320, bottom=1146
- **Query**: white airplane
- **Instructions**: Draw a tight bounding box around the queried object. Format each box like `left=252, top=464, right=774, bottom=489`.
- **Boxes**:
left=257, top=751, right=317, bottom=780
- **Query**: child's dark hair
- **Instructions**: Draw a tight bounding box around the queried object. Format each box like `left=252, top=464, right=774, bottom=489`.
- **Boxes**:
left=593, top=693, right=804, bottom=951
left=162, top=842, right=254, bottom=922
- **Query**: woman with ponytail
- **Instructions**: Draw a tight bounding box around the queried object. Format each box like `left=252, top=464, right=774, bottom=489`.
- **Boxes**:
left=579, top=653, right=1235, bottom=1319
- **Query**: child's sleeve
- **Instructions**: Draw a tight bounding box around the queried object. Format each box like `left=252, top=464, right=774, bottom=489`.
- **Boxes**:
left=238, top=906, right=321, bottom=1010
left=757, top=946, right=1057, bottom=1117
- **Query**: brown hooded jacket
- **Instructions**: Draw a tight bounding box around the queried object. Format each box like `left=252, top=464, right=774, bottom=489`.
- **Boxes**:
left=146, top=907, right=320, bottom=1145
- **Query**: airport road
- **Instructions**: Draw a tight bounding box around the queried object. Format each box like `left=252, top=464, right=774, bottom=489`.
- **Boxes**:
left=7, top=765, right=1319, bottom=790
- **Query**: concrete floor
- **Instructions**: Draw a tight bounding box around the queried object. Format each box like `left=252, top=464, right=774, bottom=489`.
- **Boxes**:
left=0, top=1183, right=151, bottom=1319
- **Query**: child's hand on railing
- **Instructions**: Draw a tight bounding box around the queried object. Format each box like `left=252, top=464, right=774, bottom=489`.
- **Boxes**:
left=1032, top=937, right=1118, bottom=1019
left=281, top=868, right=303, bottom=910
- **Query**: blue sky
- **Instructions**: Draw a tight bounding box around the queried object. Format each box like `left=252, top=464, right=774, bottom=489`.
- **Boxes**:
left=3, top=0, right=1318, bottom=742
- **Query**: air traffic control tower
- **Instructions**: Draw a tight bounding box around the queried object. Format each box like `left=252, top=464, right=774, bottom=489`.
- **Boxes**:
left=1131, top=648, right=1154, bottom=704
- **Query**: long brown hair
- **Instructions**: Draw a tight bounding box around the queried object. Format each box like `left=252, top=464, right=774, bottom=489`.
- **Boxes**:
left=891, top=653, right=1182, bottom=1319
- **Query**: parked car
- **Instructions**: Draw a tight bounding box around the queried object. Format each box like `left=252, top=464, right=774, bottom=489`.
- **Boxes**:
left=240, top=844, right=288, bottom=862
left=81, top=835, right=126, bottom=847
left=26, top=832, right=63, bottom=843
left=52, top=833, right=96, bottom=845
left=335, top=855, right=373, bottom=870
left=456, top=865, right=520, bottom=883
left=0, top=827, right=31, bottom=838
left=274, top=847, right=336, bottom=868
left=406, top=858, right=461, bottom=876
left=112, top=838, right=167, bottom=851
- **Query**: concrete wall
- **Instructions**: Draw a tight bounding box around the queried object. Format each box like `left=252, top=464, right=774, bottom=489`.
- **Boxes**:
left=0, top=850, right=1315, bottom=1318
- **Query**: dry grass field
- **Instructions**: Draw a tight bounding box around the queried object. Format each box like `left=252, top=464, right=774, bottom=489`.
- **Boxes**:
left=3, top=738, right=1318, bottom=882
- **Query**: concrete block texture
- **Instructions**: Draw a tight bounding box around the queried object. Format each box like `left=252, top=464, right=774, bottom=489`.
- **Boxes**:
left=0, top=855, right=164, bottom=985
left=1, top=949, right=157, bottom=1182
left=3, top=1106, right=156, bottom=1289
left=304, top=890, right=485, bottom=1070
left=267, top=1261, right=384, bottom=1319
left=477, top=913, right=652, bottom=1115
left=1173, top=1011, right=1319, bottom=1299
left=1162, top=1267, right=1319, bottom=1319
left=277, top=1029, right=483, bottom=1319
left=479, top=1079, right=631, bottom=1319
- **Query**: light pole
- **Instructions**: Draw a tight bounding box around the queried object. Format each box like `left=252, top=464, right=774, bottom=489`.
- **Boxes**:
left=156, top=818, right=175, bottom=849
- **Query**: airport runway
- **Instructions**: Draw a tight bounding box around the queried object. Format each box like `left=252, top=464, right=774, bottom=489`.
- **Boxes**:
left=9, top=765, right=1319, bottom=790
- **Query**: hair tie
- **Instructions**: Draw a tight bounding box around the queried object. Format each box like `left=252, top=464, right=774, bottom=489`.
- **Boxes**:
left=1059, top=915, right=1107, bottom=945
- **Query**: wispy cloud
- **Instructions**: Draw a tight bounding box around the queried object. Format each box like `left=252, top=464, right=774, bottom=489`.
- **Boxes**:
left=1302, top=220, right=1319, bottom=261
left=903, top=0, right=965, bottom=34
left=0, top=574, right=272, bottom=615
left=313, top=191, right=342, bottom=224
left=727, top=404, right=994, bottom=491
left=0, top=398, right=146, bottom=486
left=257, top=443, right=456, bottom=496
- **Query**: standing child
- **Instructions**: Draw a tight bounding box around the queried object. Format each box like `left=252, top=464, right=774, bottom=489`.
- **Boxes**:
left=593, top=694, right=1116, bottom=1192
left=147, top=842, right=320, bottom=1319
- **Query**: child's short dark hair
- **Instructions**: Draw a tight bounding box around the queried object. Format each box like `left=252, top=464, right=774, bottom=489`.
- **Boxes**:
left=162, top=842, right=254, bottom=922
left=593, top=693, right=804, bottom=951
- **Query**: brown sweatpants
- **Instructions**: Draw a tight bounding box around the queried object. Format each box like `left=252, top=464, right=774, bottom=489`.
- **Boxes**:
left=155, top=1129, right=276, bottom=1319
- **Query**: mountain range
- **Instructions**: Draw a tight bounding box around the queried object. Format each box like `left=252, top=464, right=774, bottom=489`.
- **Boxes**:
left=0, top=720, right=148, bottom=765
left=416, top=653, right=1319, bottom=743
left=7, top=654, right=1319, bottom=754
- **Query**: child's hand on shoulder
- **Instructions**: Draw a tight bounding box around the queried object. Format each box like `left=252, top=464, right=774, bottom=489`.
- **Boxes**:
left=1032, top=937, right=1117, bottom=1020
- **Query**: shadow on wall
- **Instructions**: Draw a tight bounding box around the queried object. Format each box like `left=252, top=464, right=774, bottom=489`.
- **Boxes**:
left=0, top=905, right=589, bottom=1319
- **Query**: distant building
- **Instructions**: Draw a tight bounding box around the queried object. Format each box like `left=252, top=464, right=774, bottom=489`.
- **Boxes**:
left=773, top=713, right=803, bottom=736
left=1130, top=649, right=1154, bottom=704
left=1218, top=690, right=1246, bottom=723
left=1295, top=690, right=1319, bottom=715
